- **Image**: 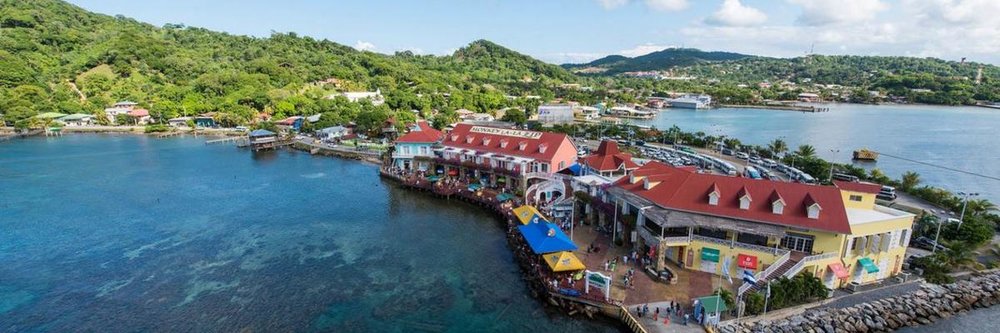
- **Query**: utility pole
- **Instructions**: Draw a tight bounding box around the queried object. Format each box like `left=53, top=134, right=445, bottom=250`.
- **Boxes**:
left=957, top=192, right=979, bottom=229
left=828, top=149, right=840, bottom=182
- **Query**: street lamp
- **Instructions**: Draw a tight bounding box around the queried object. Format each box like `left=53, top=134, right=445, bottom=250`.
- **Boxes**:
left=828, top=149, right=840, bottom=182
left=957, top=192, right=980, bottom=229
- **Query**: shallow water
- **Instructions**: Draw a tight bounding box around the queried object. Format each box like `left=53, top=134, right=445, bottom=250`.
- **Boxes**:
left=0, top=135, right=621, bottom=332
left=638, top=104, right=1000, bottom=202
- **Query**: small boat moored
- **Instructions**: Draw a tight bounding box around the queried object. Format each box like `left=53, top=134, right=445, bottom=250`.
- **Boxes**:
left=852, top=148, right=879, bottom=161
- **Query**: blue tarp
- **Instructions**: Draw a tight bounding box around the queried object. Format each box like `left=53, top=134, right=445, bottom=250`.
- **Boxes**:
left=517, top=222, right=578, bottom=254
left=467, top=183, right=482, bottom=191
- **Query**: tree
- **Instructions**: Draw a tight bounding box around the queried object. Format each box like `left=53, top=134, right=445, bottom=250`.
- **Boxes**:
left=768, top=138, right=788, bottom=157
left=795, top=144, right=816, bottom=158
left=501, top=108, right=527, bottom=125
left=900, top=171, right=921, bottom=191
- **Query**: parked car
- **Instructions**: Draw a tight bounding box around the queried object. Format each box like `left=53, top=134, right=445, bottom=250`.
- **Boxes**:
left=735, top=152, right=749, bottom=160
left=877, top=185, right=897, bottom=201
left=721, top=148, right=734, bottom=156
left=912, top=236, right=947, bottom=252
left=644, top=265, right=678, bottom=284
left=833, top=173, right=860, bottom=182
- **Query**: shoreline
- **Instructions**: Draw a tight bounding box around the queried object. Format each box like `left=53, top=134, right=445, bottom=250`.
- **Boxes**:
left=718, top=104, right=826, bottom=112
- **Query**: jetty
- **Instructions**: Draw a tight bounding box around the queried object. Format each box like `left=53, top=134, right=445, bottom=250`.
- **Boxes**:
left=205, top=136, right=246, bottom=145
left=721, top=104, right=829, bottom=112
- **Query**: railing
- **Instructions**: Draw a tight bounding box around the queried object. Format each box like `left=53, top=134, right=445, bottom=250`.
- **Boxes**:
left=691, top=234, right=732, bottom=247
left=739, top=250, right=791, bottom=296
left=781, top=252, right=838, bottom=279
left=618, top=305, right=649, bottom=333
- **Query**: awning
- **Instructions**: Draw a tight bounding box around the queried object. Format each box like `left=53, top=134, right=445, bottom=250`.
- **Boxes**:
left=701, top=248, right=720, bottom=263
left=496, top=193, right=515, bottom=202
left=828, top=262, right=849, bottom=279
left=697, top=295, right=727, bottom=313
left=468, top=184, right=482, bottom=191
left=496, top=177, right=507, bottom=183
left=858, top=258, right=879, bottom=273
left=513, top=205, right=546, bottom=225
left=542, top=251, right=586, bottom=272
left=737, top=254, right=758, bottom=269
left=447, top=169, right=458, bottom=176
left=518, top=222, right=578, bottom=254
left=426, top=175, right=441, bottom=182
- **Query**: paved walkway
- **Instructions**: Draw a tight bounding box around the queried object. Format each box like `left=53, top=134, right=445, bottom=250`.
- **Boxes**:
left=818, top=280, right=923, bottom=309
left=630, top=301, right=705, bottom=333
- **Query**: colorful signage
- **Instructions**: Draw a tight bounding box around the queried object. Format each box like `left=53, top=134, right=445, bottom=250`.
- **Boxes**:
left=701, top=247, right=720, bottom=262
left=737, top=254, right=758, bottom=269
left=469, top=126, right=543, bottom=140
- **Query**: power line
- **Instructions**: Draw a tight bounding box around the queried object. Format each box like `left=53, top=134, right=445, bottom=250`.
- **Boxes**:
left=876, top=152, right=1000, bottom=182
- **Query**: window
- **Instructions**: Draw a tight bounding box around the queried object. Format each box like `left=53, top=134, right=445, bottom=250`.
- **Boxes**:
left=772, top=201, right=785, bottom=214
left=780, top=233, right=815, bottom=253
left=644, top=218, right=663, bottom=237
left=807, top=205, right=821, bottom=219
left=849, top=195, right=863, bottom=202
left=541, top=163, right=549, bottom=172
left=739, top=196, right=751, bottom=210
left=737, top=233, right=768, bottom=246
left=695, top=228, right=728, bottom=240
left=899, top=229, right=909, bottom=247
left=708, top=192, right=720, bottom=206
left=559, top=161, right=565, bottom=170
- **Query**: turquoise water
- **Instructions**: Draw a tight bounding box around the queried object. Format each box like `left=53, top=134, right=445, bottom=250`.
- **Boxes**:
left=639, top=104, right=1000, bottom=202
left=0, top=135, right=621, bottom=332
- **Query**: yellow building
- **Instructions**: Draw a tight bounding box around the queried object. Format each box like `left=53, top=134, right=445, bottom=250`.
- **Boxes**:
left=605, top=163, right=914, bottom=295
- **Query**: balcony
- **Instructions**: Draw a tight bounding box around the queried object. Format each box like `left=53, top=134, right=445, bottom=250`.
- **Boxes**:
left=690, top=235, right=787, bottom=255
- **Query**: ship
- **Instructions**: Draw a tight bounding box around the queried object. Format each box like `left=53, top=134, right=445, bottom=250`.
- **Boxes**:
left=852, top=149, right=879, bottom=161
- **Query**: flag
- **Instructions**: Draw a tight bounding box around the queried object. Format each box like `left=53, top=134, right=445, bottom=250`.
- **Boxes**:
left=742, top=269, right=757, bottom=284
left=766, top=281, right=771, bottom=298
left=722, top=256, right=733, bottom=284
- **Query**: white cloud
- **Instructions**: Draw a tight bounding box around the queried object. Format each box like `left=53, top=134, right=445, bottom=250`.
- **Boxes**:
left=597, top=0, right=628, bottom=9
left=644, top=0, right=688, bottom=12
left=788, top=0, right=889, bottom=26
left=705, top=0, right=767, bottom=27
left=619, top=43, right=675, bottom=57
left=353, top=40, right=376, bottom=51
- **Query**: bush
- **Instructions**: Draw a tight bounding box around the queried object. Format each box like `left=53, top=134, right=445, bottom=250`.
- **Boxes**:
left=144, top=124, right=171, bottom=133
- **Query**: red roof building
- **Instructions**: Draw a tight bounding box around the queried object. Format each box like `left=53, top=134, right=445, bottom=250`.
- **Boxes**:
left=581, top=140, right=639, bottom=178
left=395, top=121, right=443, bottom=143
left=615, top=162, right=852, bottom=234
left=440, top=124, right=578, bottom=173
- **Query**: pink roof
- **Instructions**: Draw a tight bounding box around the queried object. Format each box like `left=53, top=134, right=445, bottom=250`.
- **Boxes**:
left=442, top=124, right=573, bottom=164
left=395, top=121, right=443, bottom=143
left=127, top=109, right=149, bottom=117
left=833, top=180, right=882, bottom=194
left=617, top=162, right=852, bottom=234
left=582, top=140, right=639, bottom=172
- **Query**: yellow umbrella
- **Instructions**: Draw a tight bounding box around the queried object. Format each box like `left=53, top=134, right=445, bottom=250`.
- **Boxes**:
left=512, top=205, right=546, bottom=225
left=542, top=251, right=586, bottom=272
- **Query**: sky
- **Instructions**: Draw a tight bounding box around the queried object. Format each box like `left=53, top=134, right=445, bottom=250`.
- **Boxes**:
left=66, top=0, right=1000, bottom=65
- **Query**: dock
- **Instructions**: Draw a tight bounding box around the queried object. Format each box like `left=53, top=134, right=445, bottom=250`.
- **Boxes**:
left=205, top=136, right=246, bottom=145
left=721, top=104, right=829, bottom=112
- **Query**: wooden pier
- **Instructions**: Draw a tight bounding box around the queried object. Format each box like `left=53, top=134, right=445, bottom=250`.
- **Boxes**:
left=205, top=136, right=246, bottom=145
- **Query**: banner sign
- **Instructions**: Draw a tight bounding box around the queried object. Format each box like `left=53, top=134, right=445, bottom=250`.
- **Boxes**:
left=470, top=126, right=543, bottom=140
left=585, top=270, right=612, bottom=301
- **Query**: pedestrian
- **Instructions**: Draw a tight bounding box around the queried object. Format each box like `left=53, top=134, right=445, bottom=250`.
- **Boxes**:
left=643, top=304, right=649, bottom=316
left=623, top=255, right=628, bottom=266
left=636, top=306, right=641, bottom=317
left=604, top=260, right=609, bottom=271
left=654, top=307, right=659, bottom=321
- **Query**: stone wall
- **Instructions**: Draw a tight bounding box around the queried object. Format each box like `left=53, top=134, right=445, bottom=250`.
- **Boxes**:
left=720, top=271, right=1000, bottom=333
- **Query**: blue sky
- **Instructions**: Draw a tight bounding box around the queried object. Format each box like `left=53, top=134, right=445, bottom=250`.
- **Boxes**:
left=67, top=0, right=1000, bottom=65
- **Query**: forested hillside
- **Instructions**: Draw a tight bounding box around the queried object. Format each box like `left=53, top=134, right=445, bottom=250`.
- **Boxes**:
left=0, top=0, right=585, bottom=130
left=563, top=48, right=753, bottom=74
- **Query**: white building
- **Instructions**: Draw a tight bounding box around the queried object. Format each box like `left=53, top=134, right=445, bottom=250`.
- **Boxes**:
left=537, top=104, right=575, bottom=124
left=329, top=89, right=384, bottom=106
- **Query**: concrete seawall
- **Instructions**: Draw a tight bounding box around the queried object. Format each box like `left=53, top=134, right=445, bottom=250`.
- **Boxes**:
left=719, top=271, right=1000, bottom=333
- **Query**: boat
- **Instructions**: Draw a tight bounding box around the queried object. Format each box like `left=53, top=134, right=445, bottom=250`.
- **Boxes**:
left=852, top=149, right=879, bottom=161
left=668, top=94, right=712, bottom=109
left=609, top=106, right=655, bottom=119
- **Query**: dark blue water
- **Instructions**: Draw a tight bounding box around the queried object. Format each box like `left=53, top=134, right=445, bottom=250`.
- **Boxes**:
left=897, top=305, right=1000, bottom=333
left=0, top=135, right=620, bottom=332
left=639, top=104, right=1000, bottom=202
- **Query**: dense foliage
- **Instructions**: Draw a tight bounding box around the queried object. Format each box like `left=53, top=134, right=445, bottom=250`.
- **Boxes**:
left=742, top=272, right=829, bottom=315
left=0, top=0, right=592, bottom=128
left=563, top=48, right=752, bottom=74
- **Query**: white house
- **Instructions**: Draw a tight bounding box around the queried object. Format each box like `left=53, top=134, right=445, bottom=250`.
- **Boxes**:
left=537, top=104, right=575, bottom=124
left=330, top=89, right=384, bottom=106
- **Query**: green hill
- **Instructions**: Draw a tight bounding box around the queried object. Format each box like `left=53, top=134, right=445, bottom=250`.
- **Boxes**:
left=563, top=48, right=753, bottom=74
left=0, top=0, right=581, bottom=128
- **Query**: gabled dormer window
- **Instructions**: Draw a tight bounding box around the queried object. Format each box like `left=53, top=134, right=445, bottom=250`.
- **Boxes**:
left=708, top=191, right=720, bottom=206
left=772, top=200, right=785, bottom=214
left=482, top=138, right=491, bottom=146
left=807, top=204, right=821, bottom=219
left=518, top=142, right=527, bottom=151
left=538, top=144, right=547, bottom=153
left=500, top=139, right=509, bottom=148
left=451, top=134, right=459, bottom=142
left=466, top=136, right=475, bottom=144
left=739, top=195, right=752, bottom=210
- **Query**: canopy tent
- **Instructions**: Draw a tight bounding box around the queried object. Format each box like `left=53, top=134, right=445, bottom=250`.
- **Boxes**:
left=828, top=262, right=849, bottom=279
left=496, top=193, right=515, bottom=202
left=513, top=205, right=547, bottom=225
left=467, top=183, right=482, bottom=191
left=858, top=257, right=879, bottom=273
left=542, top=251, right=586, bottom=272
left=426, top=175, right=441, bottom=182
left=557, top=163, right=582, bottom=176
left=518, top=222, right=578, bottom=254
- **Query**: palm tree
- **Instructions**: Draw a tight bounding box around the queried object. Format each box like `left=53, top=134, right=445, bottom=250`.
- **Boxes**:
left=967, top=199, right=998, bottom=216
left=937, top=241, right=982, bottom=271
left=768, top=138, right=788, bottom=157
left=795, top=144, right=817, bottom=158
left=900, top=171, right=921, bottom=191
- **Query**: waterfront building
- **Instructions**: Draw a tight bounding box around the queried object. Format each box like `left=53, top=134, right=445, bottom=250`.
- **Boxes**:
left=248, top=129, right=278, bottom=151
left=126, top=109, right=151, bottom=125
left=276, top=116, right=304, bottom=132
left=537, top=104, right=575, bottom=124
left=392, top=121, right=443, bottom=172
left=104, top=100, right=138, bottom=123
left=601, top=162, right=914, bottom=295
left=194, top=115, right=216, bottom=128
left=798, top=93, right=821, bottom=102
left=167, top=117, right=192, bottom=127
left=434, top=124, right=577, bottom=196
left=58, top=113, right=95, bottom=126
left=580, top=140, right=639, bottom=179
left=577, top=106, right=600, bottom=120
left=317, top=126, right=350, bottom=141
left=669, top=94, right=712, bottom=109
